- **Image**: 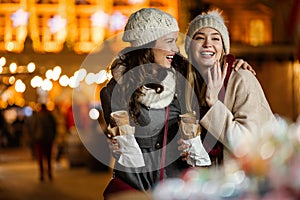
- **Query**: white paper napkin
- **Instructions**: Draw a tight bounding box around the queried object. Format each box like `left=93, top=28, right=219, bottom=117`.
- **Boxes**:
left=184, top=135, right=211, bottom=167
left=114, top=127, right=145, bottom=167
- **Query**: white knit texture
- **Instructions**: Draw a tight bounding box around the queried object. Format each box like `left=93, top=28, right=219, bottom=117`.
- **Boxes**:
left=185, top=10, right=230, bottom=55
left=138, top=70, right=176, bottom=109
left=123, top=8, right=179, bottom=47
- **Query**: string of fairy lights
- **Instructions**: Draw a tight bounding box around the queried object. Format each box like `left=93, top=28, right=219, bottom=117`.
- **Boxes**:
left=0, top=56, right=112, bottom=109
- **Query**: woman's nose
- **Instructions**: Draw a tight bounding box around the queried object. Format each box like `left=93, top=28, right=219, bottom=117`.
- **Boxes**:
left=202, top=38, right=211, bottom=47
left=172, top=44, right=179, bottom=53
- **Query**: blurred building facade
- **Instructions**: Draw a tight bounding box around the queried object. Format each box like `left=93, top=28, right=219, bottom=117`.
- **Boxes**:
left=0, top=0, right=299, bottom=121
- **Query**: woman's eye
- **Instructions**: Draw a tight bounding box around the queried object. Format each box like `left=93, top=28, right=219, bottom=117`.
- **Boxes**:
left=212, top=37, right=220, bottom=41
left=194, top=36, right=204, bottom=40
left=166, top=39, right=174, bottom=43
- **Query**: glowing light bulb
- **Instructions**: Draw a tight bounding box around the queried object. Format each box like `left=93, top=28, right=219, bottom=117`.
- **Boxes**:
left=9, top=63, right=17, bottom=73
left=27, top=62, right=36, bottom=73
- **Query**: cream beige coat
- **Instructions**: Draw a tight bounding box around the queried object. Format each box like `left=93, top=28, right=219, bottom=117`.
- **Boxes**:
left=200, top=69, right=277, bottom=165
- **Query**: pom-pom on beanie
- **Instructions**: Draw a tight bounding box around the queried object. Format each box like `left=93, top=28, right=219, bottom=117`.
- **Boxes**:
left=122, top=8, right=179, bottom=47
left=185, top=10, right=230, bottom=55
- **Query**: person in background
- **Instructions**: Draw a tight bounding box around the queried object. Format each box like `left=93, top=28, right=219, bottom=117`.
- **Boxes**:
left=181, top=10, right=276, bottom=168
left=31, top=104, right=57, bottom=182
left=11, top=108, right=25, bottom=147
left=0, top=110, right=8, bottom=147
left=100, top=8, right=255, bottom=198
left=52, top=104, right=68, bottom=168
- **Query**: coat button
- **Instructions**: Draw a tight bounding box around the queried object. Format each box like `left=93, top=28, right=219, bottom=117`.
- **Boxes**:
left=155, top=143, right=161, bottom=149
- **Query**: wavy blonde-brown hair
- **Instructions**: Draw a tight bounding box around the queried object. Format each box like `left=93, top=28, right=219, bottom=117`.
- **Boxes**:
left=185, top=48, right=226, bottom=113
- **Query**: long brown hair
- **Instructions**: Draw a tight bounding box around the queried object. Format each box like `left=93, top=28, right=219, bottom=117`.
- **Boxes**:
left=110, top=42, right=187, bottom=124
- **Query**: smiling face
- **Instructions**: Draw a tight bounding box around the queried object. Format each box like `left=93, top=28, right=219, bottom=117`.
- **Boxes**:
left=190, top=27, right=224, bottom=73
left=152, top=32, right=179, bottom=68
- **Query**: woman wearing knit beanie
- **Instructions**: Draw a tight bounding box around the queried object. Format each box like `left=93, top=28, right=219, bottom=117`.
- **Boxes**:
left=182, top=10, right=277, bottom=168
left=101, top=8, right=191, bottom=198
left=100, top=8, right=255, bottom=198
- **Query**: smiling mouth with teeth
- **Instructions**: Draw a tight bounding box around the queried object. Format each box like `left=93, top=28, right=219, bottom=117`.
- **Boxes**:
left=166, top=55, right=174, bottom=59
left=201, top=52, right=215, bottom=56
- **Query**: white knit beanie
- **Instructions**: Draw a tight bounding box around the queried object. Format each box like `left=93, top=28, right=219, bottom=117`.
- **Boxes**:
left=122, top=8, right=179, bottom=47
left=185, top=10, right=230, bottom=55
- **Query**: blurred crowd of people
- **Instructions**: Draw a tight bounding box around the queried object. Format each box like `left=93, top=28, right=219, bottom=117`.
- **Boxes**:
left=0, top=103, right=74, bottom=162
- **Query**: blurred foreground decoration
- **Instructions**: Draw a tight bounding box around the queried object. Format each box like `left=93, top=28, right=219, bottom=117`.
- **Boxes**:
left=153, top=115, right=300, bottom=199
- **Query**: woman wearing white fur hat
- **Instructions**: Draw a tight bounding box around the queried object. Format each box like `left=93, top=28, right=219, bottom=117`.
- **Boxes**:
left=183, top=10, right=277, bottom=167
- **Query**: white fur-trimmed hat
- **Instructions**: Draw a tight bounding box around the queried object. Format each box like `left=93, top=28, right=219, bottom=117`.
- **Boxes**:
left=122, top=8, right=179, bottom=47
left=185, top=10, right=230, bottom=55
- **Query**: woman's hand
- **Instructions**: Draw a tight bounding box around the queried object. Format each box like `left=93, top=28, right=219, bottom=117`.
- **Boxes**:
left=233, top=59, right=256, bottom=75
left=107, top=138, right=121, bottom=157
left=177, top=138, right=190, bottom=161
left=206, top=60, right=228, bottom=107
